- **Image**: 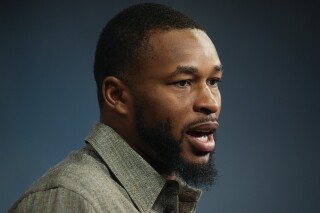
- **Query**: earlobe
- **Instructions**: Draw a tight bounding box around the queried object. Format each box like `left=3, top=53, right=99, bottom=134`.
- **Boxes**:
left=102, top=76, right=130, bottom=115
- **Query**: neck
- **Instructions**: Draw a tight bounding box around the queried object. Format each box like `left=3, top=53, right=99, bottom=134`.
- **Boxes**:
left=143, top=154, right=177, bottom=180
left=124, top=138, right=177, bottom=181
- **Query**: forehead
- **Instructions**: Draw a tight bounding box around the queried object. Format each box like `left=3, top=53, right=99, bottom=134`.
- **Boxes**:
left=149, top=28, right=214, bottom=52
left=140, top=29, right=220, bottom=77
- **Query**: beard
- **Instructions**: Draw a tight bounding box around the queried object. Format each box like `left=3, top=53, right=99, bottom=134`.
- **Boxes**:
left=134, top=104, right=218, bottom=189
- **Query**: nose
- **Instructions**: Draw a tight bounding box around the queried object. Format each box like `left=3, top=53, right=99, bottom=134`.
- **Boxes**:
left=193, top=85, right=220, bottom=115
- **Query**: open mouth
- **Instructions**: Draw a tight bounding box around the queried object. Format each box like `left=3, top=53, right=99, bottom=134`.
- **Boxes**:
left=185, top=122, right=218, bottom=153
left=186, top=130, right=214, bottom=142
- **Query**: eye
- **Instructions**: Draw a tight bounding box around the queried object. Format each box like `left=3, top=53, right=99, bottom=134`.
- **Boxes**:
left=207, top=79, right=220, bottom=86
left=174, top=80, right=191, bottom=88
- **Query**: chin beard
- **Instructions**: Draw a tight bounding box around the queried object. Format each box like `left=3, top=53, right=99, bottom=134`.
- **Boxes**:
left=134, top=106, right=218, bottom=189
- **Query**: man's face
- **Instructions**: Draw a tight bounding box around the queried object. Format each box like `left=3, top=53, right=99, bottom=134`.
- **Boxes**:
left=131, top=29, right=222, bottom=187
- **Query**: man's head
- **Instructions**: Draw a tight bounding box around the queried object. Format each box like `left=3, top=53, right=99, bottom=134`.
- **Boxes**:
left=94, top=3, right=223, bottom=188
left=94, top=3, right=203, bottom=107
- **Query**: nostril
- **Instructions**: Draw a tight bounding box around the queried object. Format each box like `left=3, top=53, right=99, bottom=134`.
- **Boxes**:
left=199, top=108, right=212, bottom=115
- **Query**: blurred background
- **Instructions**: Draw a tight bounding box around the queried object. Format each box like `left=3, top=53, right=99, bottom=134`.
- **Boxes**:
left=1, top=0, right=319, bottom=212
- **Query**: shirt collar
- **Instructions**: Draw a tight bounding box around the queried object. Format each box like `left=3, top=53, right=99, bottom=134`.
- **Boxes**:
left=85, top=122, right=166, bottom=212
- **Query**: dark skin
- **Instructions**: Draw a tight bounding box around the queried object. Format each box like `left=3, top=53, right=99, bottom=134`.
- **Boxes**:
left=100, top=29, right=223, bottom=180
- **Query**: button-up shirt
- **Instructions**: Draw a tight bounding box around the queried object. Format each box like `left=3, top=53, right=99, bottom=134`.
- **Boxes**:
left=9, top=123, right=201, bottom=212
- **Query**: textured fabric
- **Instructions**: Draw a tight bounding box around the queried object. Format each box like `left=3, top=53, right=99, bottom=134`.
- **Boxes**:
left=9, top=123, right=201, bottom=212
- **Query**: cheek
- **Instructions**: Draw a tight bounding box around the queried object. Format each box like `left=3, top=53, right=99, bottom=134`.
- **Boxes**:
left=141, top=94, right=192, bottom=136
left=215, top=91, right=222, bottom=119
left=139, top=87, right=183, bottom=116
left=144, top=98, right=183, bottom=124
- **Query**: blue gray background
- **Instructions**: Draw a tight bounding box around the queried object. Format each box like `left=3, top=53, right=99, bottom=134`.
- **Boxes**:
left=1, top=0, right=319, bottom=212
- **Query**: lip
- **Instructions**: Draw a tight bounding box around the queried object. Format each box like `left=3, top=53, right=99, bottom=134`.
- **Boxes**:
left=185, top=122, right=219, bottom=153
left=187, top=122, right=219, bottom=132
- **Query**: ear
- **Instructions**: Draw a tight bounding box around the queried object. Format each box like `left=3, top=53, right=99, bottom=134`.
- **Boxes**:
left=102, top=76, right=131, bottom=115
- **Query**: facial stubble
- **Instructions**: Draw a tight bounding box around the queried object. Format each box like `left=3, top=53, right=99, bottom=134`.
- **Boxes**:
left=134, top=104, right=218, bottom=189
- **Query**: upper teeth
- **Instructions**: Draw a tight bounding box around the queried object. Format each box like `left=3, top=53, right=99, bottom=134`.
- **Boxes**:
left=197, top=135, right=208, bottom=142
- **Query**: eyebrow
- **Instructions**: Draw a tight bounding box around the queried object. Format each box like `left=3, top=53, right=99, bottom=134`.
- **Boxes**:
left=214, top=64, right=223, bottom=72
left=169, top=64, right=223, bottom=77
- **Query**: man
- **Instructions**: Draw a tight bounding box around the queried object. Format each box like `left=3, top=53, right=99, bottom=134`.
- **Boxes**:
left=9, top=3, right=223, bottom=212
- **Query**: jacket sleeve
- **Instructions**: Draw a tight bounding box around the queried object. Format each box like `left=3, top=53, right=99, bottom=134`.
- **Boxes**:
left=8, top=187, right=97, bottom=213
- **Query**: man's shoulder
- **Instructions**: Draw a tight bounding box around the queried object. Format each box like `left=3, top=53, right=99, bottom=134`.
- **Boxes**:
left=9, top=147, right=135, bottom=212
left=28, top=147, right=115, bottom=194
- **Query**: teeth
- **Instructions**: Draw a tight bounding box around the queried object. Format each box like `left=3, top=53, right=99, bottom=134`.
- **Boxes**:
left=197, top=135, right=208, bottom=142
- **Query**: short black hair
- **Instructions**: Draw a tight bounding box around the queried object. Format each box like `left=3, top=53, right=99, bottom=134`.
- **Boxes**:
left=94, top=3, right=204, bottom=108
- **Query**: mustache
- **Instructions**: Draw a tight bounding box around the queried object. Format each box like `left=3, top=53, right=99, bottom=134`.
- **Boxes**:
left=181, top=116, right=218, bottom=135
